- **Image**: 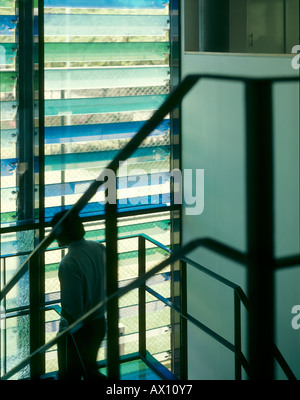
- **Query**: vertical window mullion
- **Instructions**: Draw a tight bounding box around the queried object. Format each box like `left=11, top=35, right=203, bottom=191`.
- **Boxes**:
left=17, top=0, right=35, bottom=223
left=18, top=0, right=43, bottom=379
left=37, top=0, right=46, bottom=375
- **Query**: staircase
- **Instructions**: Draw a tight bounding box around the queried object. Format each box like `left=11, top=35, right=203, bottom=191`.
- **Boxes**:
left=1, top=74, right=299, bottom=380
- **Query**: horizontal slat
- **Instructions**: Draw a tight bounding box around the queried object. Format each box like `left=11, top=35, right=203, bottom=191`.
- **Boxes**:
left=0, top=95, right=167, bottom=120
left=44, top=42, right=169, bottom=62
left=0, top=120, right=169, bottom=147
left=1, top=171, right=171, bottom=203
left=44, top=14, right=169, bottom=37
left=0, top=197, right=170, bottom=226
left=48, top=196, right=170, bottom=219
left=0, top=70, right=169, bottom=94
left=1, top=145, right=170, bottom=175
left=44, top=120, right=169, bottom=144
left=44, top=95, right=168, bottom=116
left=44, top=67, right=169, bottom=91
left=1, top=14, right=169, bottom=37
left=0, top=68, right=169, bottom=93
left=0, top=217, right=170, bottom=256
left=44, top=0, right=168, bottom=9
left=49, top=171, right=171, bottom=196
left=44, top=146, right=169, bottom=170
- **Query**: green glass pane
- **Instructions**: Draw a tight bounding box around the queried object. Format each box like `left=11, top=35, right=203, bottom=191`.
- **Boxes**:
left=0, top=0, right=16, bottom=8
left=44, top=42, right=169, bottom=63
left=0, top=72, right=17, bottom=93
left=45, top=95, right=167, bottom=116
left=0, top=209, right=40, bottom=227
left=0, top=211, right=17, bottom=224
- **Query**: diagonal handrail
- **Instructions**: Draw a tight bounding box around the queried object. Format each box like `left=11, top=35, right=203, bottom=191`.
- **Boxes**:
left=137, top=234, right=297, bottom=380
left=0, top=238, right=202, bottom=380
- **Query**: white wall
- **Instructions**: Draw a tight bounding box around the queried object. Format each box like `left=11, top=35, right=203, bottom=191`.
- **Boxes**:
left=181, top=3, right=300, bottom=380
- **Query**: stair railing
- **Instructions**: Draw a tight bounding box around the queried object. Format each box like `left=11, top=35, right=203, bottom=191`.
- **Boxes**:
left=0, top=74, right=299, bottom=380
left=1, top=233, right=297, bottom=380
left=0, top=237, right=203, bottom=380
left=136, top=233, right=297, bottom=381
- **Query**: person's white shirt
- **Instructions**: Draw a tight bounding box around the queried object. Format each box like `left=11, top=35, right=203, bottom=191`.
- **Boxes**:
left=58, top=238, right=106, bottom=324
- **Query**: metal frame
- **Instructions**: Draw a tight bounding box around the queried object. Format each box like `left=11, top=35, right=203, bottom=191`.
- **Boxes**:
left=245, top=80, right=274, bottom=380
left=169, top=0, right=184, bottom=379
left=17, top=0, right=35, bottom=224
left=17, top=0, right=41, bottom=379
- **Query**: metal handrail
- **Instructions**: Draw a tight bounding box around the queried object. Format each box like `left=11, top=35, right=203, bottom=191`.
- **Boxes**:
left=136, top=234, right=297, bottom=381
left=0, top=238, right=202, bottom=380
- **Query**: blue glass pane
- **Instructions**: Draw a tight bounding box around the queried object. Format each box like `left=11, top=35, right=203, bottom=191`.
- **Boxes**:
left=44, top=146, right=169, bottom=171
left=1, top=147, right=173, bottom=176
left=44, top=195, right=170, bottom=221
left=44, top=120, right=170, bottom=144
left=1, top=158, right=17, bottom=176
left=0, top=15, right=16, bottom=35
left=44, top=0, right=168, bottom=9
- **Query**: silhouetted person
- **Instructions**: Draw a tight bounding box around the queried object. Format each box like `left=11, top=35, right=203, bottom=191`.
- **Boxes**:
left=51, top=210, right=106, bottom=380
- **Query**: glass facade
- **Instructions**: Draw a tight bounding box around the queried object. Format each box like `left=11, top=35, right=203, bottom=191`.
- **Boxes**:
left=0, top=0, right=181, bottom=379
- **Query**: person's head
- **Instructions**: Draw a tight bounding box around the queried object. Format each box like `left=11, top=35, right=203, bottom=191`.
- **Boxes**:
left=50, top=210, right=85, bottom=247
